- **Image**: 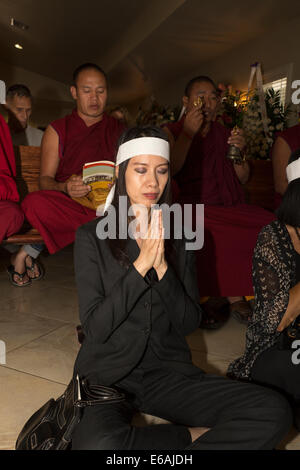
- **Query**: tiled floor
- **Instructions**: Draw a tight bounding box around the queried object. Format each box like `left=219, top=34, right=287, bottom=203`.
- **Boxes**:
left=0, top=245, right=299, bottom=450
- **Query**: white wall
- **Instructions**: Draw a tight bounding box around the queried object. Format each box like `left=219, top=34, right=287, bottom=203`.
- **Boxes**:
left=156, top=14, right=300, bottom=126
left=0, top=59, right=74, bottom=127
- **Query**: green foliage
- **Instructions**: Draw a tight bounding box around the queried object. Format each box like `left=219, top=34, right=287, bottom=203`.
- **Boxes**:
left=218, top=89, right=248, bottom=129
left=218, top=87, right=291, bottom=159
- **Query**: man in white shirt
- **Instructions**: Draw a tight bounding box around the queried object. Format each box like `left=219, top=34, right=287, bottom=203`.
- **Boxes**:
left=5, top=84, right=43, bottom=146
left=3, top=83, right=44, bottom=286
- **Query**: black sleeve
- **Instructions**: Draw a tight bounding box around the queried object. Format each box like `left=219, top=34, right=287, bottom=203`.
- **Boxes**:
left=153, top=247, right=202, bottom=336
left=74, top=226, right=150, bottom=343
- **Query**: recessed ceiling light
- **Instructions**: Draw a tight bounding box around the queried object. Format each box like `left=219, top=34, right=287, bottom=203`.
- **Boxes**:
left=10, top=18, right=29, bottom=31
left=14, top=43, right=23, bottom=50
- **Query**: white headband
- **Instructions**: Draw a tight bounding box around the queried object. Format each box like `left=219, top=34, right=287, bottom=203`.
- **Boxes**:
left=286, top=158, right=300, bottom=183
left=116, top=137, right=169, bottom=166
left=96, top=137, right=170, bottom=216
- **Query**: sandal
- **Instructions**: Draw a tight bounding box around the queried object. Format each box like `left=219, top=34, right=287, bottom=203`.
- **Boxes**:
left=7, top=265, right=32, bottom=287
left=199, top=297, right=230, bottom=330
left=25, top=256, right=45, bottom=281
left=230, top=299, right=252, bottom=325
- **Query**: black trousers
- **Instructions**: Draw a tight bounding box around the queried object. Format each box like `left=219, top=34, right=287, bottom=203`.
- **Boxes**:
left=71, top=365, right=292, bottom=450
left=252, top=345, right=300, bottom=403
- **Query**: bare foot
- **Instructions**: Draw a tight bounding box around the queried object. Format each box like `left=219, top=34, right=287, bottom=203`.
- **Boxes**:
left=10, top=249, right=30, bottom=286
left=25, top=255, right=41, bottom=280
left=188, top=426, right=211, bottom=443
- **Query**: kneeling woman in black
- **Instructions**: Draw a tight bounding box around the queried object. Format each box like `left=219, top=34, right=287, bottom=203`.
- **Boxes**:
left=228, top=149, right=300, bottom=428
left=71, top=126, right=291, bottom=450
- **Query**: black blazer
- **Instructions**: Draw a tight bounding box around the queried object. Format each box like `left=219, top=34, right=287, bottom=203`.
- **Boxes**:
left=73, top=218, right=202, bottom=385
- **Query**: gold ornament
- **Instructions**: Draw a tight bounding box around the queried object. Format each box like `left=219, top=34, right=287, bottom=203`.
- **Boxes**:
left=193, top=96, right=204, bottom=109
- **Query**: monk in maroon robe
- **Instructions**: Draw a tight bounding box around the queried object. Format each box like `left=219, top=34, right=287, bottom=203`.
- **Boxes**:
left=21, top=63, right=125, bottom=255
left=0, top=114, right=24, bottom=243
left=163, top=76, right=275, bottom=327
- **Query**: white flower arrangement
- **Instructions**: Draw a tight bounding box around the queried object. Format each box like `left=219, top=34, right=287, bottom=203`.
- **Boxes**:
left=242, top=88, right=291, bottom=159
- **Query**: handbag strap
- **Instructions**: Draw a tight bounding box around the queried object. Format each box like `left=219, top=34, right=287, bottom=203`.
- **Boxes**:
left=74, top=377, right=126, bottom=408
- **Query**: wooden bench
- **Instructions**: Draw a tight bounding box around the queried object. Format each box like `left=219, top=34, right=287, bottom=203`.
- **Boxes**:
left=4, top=145, right=43, bottom=245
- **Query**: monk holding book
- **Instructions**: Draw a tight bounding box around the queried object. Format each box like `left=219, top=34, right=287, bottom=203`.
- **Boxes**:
left=72, top=160, right=115, bottom=210
left=21, top=63, right=125, bottom=254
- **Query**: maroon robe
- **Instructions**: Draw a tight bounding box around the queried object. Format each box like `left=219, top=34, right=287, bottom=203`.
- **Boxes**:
left=0, top=115, right=24, bottom=243
left=272, top=124, right=300, bottom=209
left=166, top=118, right=275, bottom=296
left=21, top=111, right=125, bottom=253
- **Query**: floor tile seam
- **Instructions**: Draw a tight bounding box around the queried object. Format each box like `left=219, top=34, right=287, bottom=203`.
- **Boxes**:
left=59, top=284, right=77, bottom=291
left=0, top=276, right=75, bottom=288
left=0, top=314, right=71, bottom=330
left=0, top=309, right=71, bottom=321
left=31, top=282, right=77, bottom=290
left=1, top=297, right=78, bottom=316
left=0, top=285, right=62, bottom=302
left=4, top=323, right=74, bottom=355
left=43, top=263, right=74, bottom=269
left=0, top=364, right=69, bottom=387
left=34, top=275, right=76, bottom=282
left=189, top=347, right=238, bottom=360
left=21, top=310, right=77, bottom=324
left=0, top=293, right=27, bottom=303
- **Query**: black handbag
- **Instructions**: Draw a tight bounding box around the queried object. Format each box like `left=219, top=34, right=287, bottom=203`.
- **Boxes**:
left=15, top=375, right=125, bottom=450
left=277, top=315, right=300, bottom=350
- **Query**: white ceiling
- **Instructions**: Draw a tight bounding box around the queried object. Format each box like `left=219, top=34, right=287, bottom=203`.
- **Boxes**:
left=0, top=0, right=300, bottom=105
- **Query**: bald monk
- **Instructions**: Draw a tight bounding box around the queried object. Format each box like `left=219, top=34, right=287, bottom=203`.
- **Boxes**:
left=0, top=114, right=24, bottom=244
left=163, top=76, right=275, bottom=328
left=20, top=63, right=125, bottom=255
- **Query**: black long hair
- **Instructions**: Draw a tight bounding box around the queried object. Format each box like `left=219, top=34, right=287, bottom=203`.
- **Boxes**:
left=276, top=148, right=300, bottom=227
left=108, top=125, right=175, bottom=268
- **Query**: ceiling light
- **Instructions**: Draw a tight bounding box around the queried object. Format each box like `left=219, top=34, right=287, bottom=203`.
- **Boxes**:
left=10, top=18, right=29, bottom=31
left=14, top=43, right=23, bottom=50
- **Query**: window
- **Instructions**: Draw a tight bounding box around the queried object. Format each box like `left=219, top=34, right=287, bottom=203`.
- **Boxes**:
left=262, top=63, right=293, bottom=108
left=263, top=77, right=287, bottom=106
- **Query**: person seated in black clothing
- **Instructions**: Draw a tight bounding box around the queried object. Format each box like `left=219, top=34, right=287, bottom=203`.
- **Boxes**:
left=71, top=125, right=291, bottom=450
left=228, top=148, right=300, bottom=431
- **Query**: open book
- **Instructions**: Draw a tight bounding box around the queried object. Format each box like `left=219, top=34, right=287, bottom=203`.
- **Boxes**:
left=83, top=160, right=115, bottom=184
left=82, top=160, right=115, bottom=208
